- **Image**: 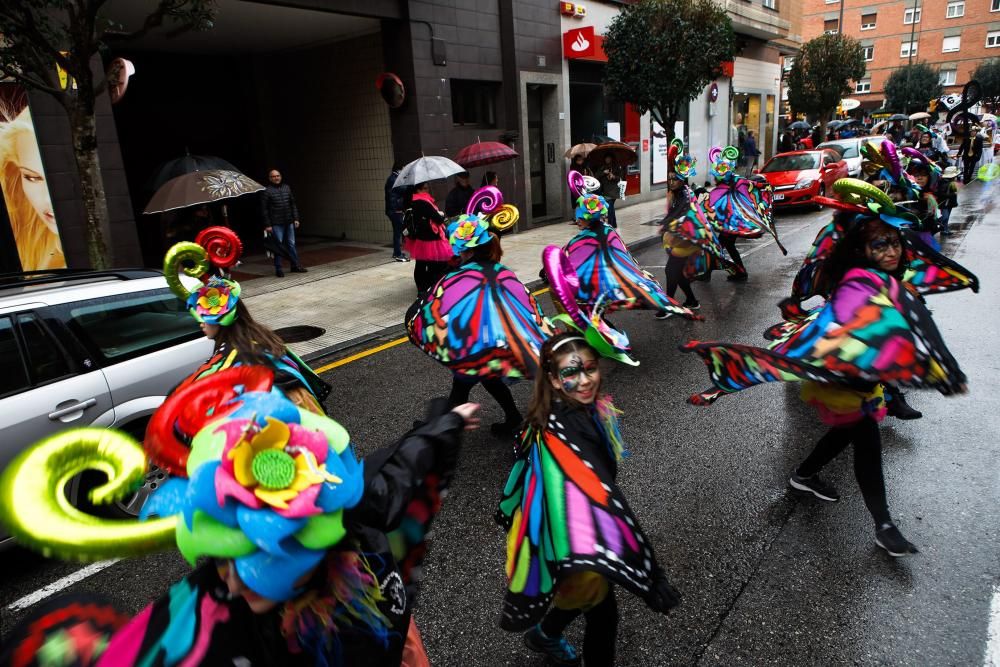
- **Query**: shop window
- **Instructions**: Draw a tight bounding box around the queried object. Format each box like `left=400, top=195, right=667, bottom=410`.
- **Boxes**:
left=450, top=79, right=499, bottom=128
left=861, top=13, right=877, bottom=29
left=862, top=45, right=874, bottom=61
left=824, top=19, right=839, bottom=34
left=942, top=36, right=960, bottom=53
left=900, top=41, right=917, bottom=58
left=855, top=79, right=871, bottom=94
left=989, top=30, right=1000, bottom=48
left=939, top=70, right=957, bottom=86
left=946, top=1, right=964, bottom=18
left=904, top=7, right=921, bottom=24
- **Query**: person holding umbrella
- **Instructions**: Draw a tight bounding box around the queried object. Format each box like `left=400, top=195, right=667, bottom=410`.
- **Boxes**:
left=261, top=169, right=307, bottom=277
left=405, top=181, right=452, bottom=293
left=597, top=154, right=623, bottom=228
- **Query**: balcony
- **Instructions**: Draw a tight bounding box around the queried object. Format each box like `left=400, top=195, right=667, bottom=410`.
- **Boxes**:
left=722, top=0, right=790, bottom=42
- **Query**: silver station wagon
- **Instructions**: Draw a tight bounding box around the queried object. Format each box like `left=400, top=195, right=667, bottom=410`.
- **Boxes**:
left=0, top=269, right=213, bottom=548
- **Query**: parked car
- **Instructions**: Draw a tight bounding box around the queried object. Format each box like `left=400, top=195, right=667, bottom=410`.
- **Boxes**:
left=0, top=269, right=213, bottom=549
left=816, top=136, right=876, bottom=178
left=757, top=149, right=850, bottom=208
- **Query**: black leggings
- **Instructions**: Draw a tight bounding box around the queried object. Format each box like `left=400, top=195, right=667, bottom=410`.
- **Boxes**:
left=796, top=417, right=891, bottom=526
left=665, top=254, right=695, bottom=302
left=414, top=261, right=449, bottom=294
left=719, top=234, right=747, bottom=274
left=448, top=377, right=521, bottom=423
left=540, top=589, right=618, bottom=667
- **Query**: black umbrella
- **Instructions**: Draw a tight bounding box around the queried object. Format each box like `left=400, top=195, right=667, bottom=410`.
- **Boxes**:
left=888, top=113, right=909, bottom=121
left=146, top=153, right=240, bottom=192
left=788, top=120, right=811, bottom=130
left=261, top=231, right=296, bottom=261
left=827, top=120, right=846, bottom=129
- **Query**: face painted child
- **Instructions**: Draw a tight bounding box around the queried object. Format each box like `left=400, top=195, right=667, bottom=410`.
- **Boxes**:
left=549, top=348, right=600, bottom=405
left=862, top=222, right=903, bottom=273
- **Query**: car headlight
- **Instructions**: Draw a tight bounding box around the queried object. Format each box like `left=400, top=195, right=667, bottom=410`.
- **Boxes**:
left=795, top=178, right=816, bottom=190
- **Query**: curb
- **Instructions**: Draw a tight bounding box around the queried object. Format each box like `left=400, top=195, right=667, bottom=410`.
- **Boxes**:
left=302, top=231, right=662, bottom=366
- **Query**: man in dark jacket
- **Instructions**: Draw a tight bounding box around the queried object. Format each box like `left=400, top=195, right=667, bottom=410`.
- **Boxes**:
left=385, top=162, right=410, bottom=262
left=960, top=128, right=984, bottom=184
left=444, top=171, right=474, bottom=217
left=261, top=169, right=306, bottom=277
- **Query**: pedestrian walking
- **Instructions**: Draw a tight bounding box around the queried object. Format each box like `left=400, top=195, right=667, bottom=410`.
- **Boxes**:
left=260, top=168, right=307, bottom=277
left=741, top=130, right=760, bottom=176
left=498, top=332, right=680, bottom=666
left=385, top=160, right=410, bottom=262
left=937, top=166, right=960, bottom=236
left=570, top=154, right=593, bottom=177
left=444, top=171, right=474, bottom=217
left=597, top=154, right=623, bottom=228
left=959, top=127, right=983, bottom=183
left=404, top=181, right=452, bottom=294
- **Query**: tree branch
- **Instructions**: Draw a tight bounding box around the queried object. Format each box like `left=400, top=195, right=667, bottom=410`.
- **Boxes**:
left=0, top=62, right=67, bottom=98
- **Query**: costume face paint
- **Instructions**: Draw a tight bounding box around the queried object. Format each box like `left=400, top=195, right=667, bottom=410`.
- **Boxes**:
left=865, top=234, right=902, bottom=272
left=553, top=352, right=600, bottom=404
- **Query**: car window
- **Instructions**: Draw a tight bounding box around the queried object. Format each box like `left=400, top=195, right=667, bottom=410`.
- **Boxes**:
left=819, top=141, right=859, bottom=159
left=0, top=316, right=30, bottom=397
left=18, top=312, right=74, bottom=385
left=67, top=289, right=202, bottom=365
left=762, top=154, right=820, bottom=173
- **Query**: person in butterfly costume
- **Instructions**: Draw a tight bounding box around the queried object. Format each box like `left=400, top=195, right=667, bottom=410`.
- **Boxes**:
left=406, top=188, right=547, bottom=435
left=0, top=367, right=481, bottom=666
left=682, top=179, right=969, bottom=558
left=562, top=170, right=700, bottom=321
left=496, top=251, right=680, bottom=666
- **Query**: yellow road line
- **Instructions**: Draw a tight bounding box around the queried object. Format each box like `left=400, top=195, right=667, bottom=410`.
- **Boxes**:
left=312, top=286, right=551, bottom=374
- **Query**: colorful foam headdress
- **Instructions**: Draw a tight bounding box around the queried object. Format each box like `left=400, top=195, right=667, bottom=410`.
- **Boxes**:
left=668, top=139, right=697, bottom=181
left=821, top=178, right=919, bottom=229
left=542, top=245, right=638, bottom=365
left=164, top=226, right=244, bottom=326
left=464, top=185, right=520, bottom=233
left=709, top=145, right=739, bottom=182
left=901, top=146, right=942, bottom=187
left=858, top=139, right=921, bottom=200
left=575, top=193, right=609, bottom=222
left=0, top=368, right=366, bottom=603
left=447, top=214, right=492, bottom=254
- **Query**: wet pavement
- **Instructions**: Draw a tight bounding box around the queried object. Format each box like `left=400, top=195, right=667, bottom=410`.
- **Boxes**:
left=1, top=183, right=998, bottom=665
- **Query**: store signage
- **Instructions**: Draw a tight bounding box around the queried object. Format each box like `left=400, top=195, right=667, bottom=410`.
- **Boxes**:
left=709, top=82, right=719, bottom=102
left=642, top=139, right=649, bottom=152
left=559, top=2, right=586, bottom=17
left=563, top=26, right=596, bottom=59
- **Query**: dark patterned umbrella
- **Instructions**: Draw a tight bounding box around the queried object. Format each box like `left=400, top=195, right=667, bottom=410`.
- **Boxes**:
left=146, top=153, right=240, bottom=192
left=455, top=140, right=519, bottom=168
left=143, top=170, right=265, bottom=214
left=586, top=141, right=638, bottom=168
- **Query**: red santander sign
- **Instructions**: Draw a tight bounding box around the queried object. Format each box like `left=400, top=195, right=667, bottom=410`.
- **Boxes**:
left=563, top=26, right=596, bottom=59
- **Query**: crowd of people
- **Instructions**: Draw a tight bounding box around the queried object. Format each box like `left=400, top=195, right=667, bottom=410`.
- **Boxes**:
left=0, top=121, right=986, bottom=666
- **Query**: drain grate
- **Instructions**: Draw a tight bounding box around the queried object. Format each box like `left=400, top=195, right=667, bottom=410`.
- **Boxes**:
left=274, top=325, right=326, bottom=343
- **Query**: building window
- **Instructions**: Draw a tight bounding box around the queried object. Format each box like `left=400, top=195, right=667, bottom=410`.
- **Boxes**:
left=989, top=30, right=1000, bottom=47
left=946, top=1, right=964, bottom=17
left=993, top=0, right=1000, bottom=11
left=450, top=79, right=499, bottom=127
left=824, top=18, right=839, bottom=33
left=763, top=0, right=776, bottom=9
left=904, top=7, right=921, bottom=24
left=862, top=45, right=874, bottom=60
left=942, top=36, right=961, bottom=52
left=939, top=70, right=957, bottom=85
left=860, top=13, right=877, bottom=29
left=825, top=0, right=838, bottom=4
left=900, top=41, right=918, bottom=57
left=855, top=79, right=871, bottom=94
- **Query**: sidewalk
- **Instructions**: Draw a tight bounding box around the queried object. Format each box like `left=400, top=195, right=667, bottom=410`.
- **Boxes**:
left=242, top=198, right=668, bottom=361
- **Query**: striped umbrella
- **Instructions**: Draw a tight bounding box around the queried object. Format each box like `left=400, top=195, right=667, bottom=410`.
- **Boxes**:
left=455, top=140, right=519, bottom=168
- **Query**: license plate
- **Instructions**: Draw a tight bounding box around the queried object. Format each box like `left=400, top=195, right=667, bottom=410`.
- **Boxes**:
left=774, top=193, right=785, bottom=201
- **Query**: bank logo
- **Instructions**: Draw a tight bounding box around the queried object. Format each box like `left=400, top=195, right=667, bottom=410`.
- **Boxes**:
left=571, top=32, right=590, bottom=52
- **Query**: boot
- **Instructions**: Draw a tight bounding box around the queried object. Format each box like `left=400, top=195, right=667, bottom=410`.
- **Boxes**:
left=887, top=390, right=922, bottom=420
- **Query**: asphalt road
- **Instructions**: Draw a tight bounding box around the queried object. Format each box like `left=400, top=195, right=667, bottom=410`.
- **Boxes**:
left=2, top=187, right=998, bottom=666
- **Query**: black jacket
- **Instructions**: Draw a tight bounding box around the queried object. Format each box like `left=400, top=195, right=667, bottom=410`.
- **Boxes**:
left=261, top=182, right=299, bottom=227
left=444, top=184, right=475, bottom=217
left=410, top=198, right=446, bottom=241
left=385, top=172, right=409, bottom=214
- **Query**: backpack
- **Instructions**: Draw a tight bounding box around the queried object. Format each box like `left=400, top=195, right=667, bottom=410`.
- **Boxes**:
left=401, top=208, right=417, bottom=238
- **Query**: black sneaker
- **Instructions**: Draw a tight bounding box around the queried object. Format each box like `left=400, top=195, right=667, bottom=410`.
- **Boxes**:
left=682, top=300, right=700, bottom=310
left=788, top=471, right=840, bottom=502
left=275, top=268, right=285, bottom=278
left=291, top=266, right=308, bottom=273
left=523, top=625, right=580, bottom=666
left=489, top=419, right=521, bottom=436
left=886, top=392, right=922, bottom=420
left=654, top=310, right=673, bottom=320
left=875, top=523, right=919, bottom=557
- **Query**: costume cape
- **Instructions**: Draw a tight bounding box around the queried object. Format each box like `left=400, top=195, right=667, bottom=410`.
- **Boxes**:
left=405, top=260, right=554, bottom=380
left=705, top=176, right=786, bottom=253
left=683, top=268, right=967, bottom=405
left=664, top=201, right=736, bottom=280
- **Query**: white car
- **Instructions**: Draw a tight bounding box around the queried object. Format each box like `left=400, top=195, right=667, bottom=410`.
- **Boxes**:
left=816, top=137, right=874, bottom=178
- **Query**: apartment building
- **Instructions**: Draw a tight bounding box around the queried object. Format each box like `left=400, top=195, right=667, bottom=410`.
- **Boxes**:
left=802, top=0, right=999, bottom=113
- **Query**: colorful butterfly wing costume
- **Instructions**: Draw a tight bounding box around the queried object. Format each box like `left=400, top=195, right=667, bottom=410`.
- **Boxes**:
left=706, top=176, right=786, bottom=253
left=683, top=268, right=967, bottom=406
left=565, top=223, right=697, bottom=318
left=663, top=201, right=736, bottom=280
left=406, top=261, right=554, bottom=380
left=496, top=401, right=676, bottom=631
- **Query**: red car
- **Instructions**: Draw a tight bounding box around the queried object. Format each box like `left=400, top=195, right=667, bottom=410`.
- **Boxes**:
left=757, top=149, right=849, bottom=208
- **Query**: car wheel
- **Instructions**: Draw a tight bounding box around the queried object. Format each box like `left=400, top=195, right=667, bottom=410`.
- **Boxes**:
left=71, top=465, right=166, bottom=519
left=815, top=184, right=826, bottom=210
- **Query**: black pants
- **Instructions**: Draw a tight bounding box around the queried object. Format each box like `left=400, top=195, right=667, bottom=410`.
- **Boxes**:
left=962, top=157, right=978, bottom=184
left=540, top=589, right=618, bottom=667
left=414, top=261, right=449, bottom=294
left=448, top=376, right=521, bottom=423
left=665, top=254, right=695, bottom=303
left=719, top=234, right=746, bottom=275
left=607, top=199, right=618, bottom=228
left=796, top=417, right=891, bottom=526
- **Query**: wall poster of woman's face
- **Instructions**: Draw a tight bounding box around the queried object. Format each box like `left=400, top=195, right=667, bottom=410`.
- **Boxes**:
left=0, top=83, right=66, bottom=272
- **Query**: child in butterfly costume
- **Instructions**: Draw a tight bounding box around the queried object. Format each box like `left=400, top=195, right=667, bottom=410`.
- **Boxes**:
left=407, top=189, right=549, bottom=435
left=700, top=145, right=787, bottom=282
left=683, top=179, right=968, bottom=557
left=497, top=252, right=680, bottom=666
left=0, top=365, right=481, bottom=666
left=563, top=170, right=699, bottom=321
